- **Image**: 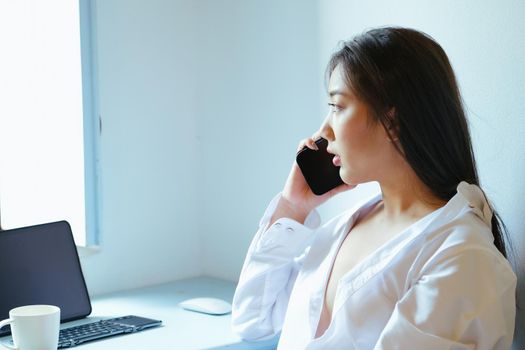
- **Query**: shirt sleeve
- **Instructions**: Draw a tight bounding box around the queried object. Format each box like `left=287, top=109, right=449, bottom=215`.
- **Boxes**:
left=231, top=193, right=321, bottom=341
left=373, top=248, right=517, bottom=350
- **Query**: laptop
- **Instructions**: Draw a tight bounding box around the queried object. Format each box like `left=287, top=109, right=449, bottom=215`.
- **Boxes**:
left=0, top=221, right=162, bottom=347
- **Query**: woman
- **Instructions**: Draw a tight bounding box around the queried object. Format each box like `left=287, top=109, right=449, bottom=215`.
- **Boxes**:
left=231, top=27, right=516, bottom=349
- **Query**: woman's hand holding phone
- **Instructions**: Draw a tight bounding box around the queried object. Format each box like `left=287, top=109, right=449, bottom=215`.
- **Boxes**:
left=269, top=137, right=355, bottom=226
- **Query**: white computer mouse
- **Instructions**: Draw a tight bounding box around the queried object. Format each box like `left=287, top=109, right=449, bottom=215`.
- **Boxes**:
left=179, top=297, right=232, bottom=315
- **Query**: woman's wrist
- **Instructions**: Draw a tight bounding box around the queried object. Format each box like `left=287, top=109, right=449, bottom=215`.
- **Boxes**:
left=269, top=195, right=312, bottom=226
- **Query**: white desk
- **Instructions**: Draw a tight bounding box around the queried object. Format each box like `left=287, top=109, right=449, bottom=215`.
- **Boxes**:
left=2, top=277, right=279, bottom=350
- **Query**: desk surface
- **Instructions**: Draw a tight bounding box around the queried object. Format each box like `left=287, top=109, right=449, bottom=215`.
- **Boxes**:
left=81, top=277, right=278, bottom=349
left=2, top=277, right=278, bottom=350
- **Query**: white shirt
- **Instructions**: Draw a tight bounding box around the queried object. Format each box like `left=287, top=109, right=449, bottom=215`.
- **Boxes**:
left=231, top=182, right=516, bottom=349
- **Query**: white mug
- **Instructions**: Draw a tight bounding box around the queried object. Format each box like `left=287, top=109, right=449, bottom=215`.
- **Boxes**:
left=0, top=305, right=60, bottom=350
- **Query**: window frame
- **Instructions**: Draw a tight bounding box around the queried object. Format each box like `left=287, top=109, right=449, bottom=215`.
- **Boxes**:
left=79, top=0, right=101, bottom=246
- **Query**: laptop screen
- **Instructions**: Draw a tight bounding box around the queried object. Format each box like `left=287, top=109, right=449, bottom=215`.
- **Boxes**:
left=0, top=221, right=91, bottom=336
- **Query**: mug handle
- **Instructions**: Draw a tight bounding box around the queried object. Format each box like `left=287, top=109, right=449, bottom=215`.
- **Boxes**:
left=0, top=319, right=17, bottom=350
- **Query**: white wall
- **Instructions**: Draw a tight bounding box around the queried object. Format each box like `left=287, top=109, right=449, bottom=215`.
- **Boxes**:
left=194, top=0, right=320, bottom=280
left=317, top=1, right=525, bottom=348
left=81, top=0, right=203, bottom=294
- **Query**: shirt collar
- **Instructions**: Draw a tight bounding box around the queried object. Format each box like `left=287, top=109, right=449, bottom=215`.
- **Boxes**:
left=456, top=181, right=493, bottom=227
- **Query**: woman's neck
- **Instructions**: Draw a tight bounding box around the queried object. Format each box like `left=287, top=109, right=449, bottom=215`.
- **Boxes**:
left=377, top=163, right=446, bottom=221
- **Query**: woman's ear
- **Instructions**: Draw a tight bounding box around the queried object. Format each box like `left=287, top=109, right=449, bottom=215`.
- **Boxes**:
left=386, top=108, right=396, bottom=129
left=385, top=108, right=399, bottom=141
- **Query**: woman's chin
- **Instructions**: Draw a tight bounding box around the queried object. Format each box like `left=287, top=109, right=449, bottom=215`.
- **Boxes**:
left=340, top=169, right=359, bottom=186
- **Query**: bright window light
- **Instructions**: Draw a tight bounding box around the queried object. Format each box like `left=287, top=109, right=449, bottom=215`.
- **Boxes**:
left=0, top=0, right=87, bottom=245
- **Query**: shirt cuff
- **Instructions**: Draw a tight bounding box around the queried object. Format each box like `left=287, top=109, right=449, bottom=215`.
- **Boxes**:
left=255, top=193, right=321, bottom=257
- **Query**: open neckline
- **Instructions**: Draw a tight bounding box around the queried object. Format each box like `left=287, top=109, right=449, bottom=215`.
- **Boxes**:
left=313, top=194, right=445, bottom=340
left=313, top=194, right=381, bottom=339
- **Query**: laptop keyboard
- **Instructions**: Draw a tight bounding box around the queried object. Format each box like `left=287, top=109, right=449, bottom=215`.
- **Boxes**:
left=58, top=316, right=147, bottom=348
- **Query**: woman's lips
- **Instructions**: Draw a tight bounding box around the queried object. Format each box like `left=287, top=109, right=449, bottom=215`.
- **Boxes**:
left=326, top=147, right=341, bottom=166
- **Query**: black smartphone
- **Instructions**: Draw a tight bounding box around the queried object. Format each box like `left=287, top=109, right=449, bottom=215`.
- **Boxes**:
left=296, top=137, right=344, bottom=195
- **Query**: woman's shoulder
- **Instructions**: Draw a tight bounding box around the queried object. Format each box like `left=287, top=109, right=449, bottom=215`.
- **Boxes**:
left=416, top=206, right=515, bottom=282
left=425, top=202, right=497, bottom=248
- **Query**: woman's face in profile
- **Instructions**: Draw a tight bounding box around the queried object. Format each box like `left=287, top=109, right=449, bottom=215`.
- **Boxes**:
left=321, top=64, right=398, bottom=185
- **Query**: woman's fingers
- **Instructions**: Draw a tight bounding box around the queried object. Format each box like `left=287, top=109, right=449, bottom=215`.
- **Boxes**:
left=311, top=131, right=323, bottom=142
left=297, top=137, right=319, bottom=153
left=306, top=138, right=319, bottom=150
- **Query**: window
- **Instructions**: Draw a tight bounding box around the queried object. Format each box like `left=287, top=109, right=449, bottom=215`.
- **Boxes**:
left=0, top=0, right=98, bottom=246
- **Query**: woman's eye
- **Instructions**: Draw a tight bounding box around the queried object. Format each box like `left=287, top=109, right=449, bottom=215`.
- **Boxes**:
left=328, top=103, right=342, bottom=112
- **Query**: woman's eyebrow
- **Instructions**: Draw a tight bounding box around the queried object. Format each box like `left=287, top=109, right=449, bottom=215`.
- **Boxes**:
left=329, top=89, right=352, bottom=98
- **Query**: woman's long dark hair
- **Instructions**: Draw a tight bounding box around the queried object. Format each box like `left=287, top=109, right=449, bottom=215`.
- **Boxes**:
left=327, top=27, right=510, bottom=258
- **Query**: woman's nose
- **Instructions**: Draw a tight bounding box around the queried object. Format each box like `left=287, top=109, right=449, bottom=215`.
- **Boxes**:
left=318, top=115, right=334, bottom=141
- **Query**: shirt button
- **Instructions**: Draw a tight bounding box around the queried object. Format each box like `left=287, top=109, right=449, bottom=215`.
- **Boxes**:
left=286, top=227, right=294, bottom=233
